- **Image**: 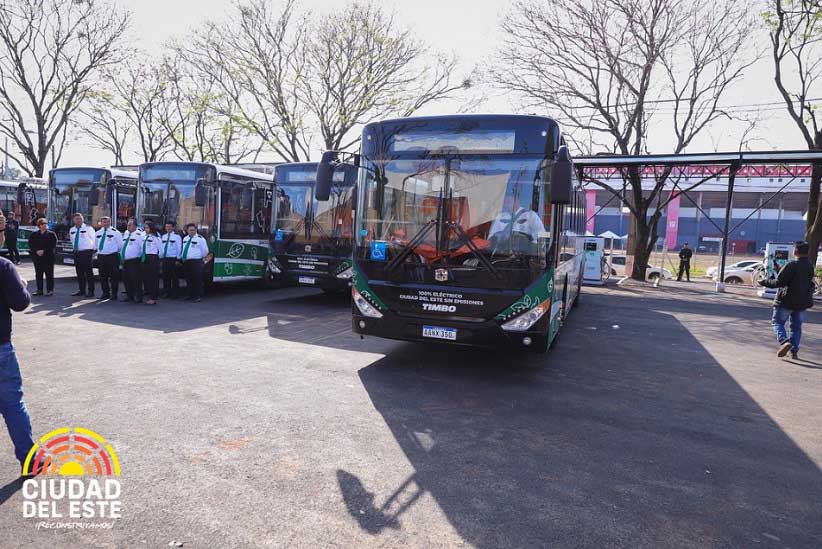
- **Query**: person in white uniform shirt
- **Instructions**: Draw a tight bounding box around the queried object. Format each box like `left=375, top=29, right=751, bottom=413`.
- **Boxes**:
left=178, top=223, right=210, bottom=302
left=119, top=219, right=145, bottom=303
left=68, top=213, right=96, bottom=297
left=140, top=220, right=162, bottom=305
left=488, top=194, right=546, bottom=247
left=95, top=216, right=123, bottom=301
left=160, top=221, right=182, bottom=299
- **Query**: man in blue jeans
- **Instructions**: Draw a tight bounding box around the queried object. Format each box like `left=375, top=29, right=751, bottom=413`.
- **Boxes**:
left=759, top=241, right=815, bottom=359
left=0, top=213, right=34, bottom=473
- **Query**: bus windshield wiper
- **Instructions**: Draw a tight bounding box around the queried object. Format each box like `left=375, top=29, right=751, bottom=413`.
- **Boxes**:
left=384, top=218, right=438, bottom=273
left=385, top=187, right=443, bottom=273
left=447, top=221, right=502, bottom=278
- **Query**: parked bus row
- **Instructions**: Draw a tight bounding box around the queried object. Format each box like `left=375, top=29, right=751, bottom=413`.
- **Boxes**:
left=22, top=114, right=583, bottom=352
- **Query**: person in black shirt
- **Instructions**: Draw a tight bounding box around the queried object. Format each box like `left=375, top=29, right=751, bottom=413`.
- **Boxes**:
left=28, top=218, right=57, bottom=296
left=0, top=213, right=35, bottom=473
left=759, top=241, right=815, bottom=359
left=677, top=242, right=693, bottom=282
left=5, top=214, right=19, bottom=265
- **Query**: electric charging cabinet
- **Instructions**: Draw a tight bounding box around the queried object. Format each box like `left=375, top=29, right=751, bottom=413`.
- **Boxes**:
left=583, top=237, right=605, bottom=285
left=758, top=242, right=795, bottom=298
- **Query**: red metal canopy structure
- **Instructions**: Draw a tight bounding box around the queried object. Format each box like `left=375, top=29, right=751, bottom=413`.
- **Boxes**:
left=574, top=150, right=822, bottom=290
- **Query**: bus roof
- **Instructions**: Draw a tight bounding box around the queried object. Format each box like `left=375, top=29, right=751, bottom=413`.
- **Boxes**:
left=366, top=114, right=557, bottom=127
left=139, top=161, right=273, bottom=182
left=362, top=114, right=562, bottom=156
left=49, top=166, right=137, bottom=179
left=0, top=178, right=46, bottom=189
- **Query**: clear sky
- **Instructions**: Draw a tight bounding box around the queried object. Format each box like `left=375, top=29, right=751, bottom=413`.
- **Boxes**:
left=59, top=0, right=807, bottom=168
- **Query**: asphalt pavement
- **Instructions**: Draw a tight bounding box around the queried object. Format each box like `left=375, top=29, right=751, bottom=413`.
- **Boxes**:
left=0, top=263, right=820, bottom=548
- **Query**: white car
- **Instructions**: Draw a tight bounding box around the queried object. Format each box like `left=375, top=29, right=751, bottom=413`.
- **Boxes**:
left=705, top=260, right=761, bottom=279
left=606, top=255, right=673, bottom=280
left=713, top=264, right=759, bottom=285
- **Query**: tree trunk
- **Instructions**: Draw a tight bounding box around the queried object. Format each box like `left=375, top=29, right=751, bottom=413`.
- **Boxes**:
left=631, top=216, right=651, bottom=280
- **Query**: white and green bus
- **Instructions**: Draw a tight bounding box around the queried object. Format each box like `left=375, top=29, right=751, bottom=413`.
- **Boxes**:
left=48, top=167, right=139, bottom=264
left=0, top=179, right=48, bottom=256
left=136, top=162, right=275, bottom=285
left=315, top=114, right=586, bottom=352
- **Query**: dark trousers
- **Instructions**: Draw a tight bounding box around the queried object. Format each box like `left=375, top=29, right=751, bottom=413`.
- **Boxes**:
left=161, top=258, right=179, bottom=297
left=141, top=255, right=160, bottom=300
left=6, top=239, right=19, bottom=263
left=123, top=258, right=142, bottom=301
left=74, top=249, right=94, bottom=293
left=677, top=260, right=690, bottom=281
left=184, top=259, right=205, bottom=299
left=32, top=256, right=54, bottom=293
left=98, top=253, right=120, bottom=297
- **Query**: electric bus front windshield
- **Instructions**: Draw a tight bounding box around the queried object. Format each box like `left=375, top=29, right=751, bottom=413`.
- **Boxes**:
left=275, top=167, right=354, bottom=251
left=357, top=152, right=553, bottom=289
left=139, top=164, right=211, bottom=227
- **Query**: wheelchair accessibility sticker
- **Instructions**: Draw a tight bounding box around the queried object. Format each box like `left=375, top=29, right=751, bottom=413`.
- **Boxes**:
left=370, top=241, right=387, bottom=261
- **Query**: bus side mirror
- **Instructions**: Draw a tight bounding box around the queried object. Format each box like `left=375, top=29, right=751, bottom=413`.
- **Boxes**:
left=89, top=184, right=100, bottom=206
left=550, top=146, right=573, bottom=205
left=194, top=180, right=207, bottom=207
left=16, top=183, right=25, bottom=205
left=315, top=151, right=337, bottom=202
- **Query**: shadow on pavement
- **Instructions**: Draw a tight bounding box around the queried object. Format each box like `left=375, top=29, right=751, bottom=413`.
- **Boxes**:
left=339, top=291, right=822, bottom=547
left=0, top=477, right=23, bottom=508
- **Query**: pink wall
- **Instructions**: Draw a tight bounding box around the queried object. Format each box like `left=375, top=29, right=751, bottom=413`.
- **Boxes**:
left=586, top=189, right=596, bottom=234
left=665, top=193, right=680, bottom=250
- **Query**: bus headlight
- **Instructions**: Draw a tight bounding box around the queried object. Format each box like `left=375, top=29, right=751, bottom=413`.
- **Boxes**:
left=500, top=300, right=551, bottom=332
left=352, top=287, right=383, bottom=318
left=336, top=266, right=353, bottom=279
left=268, top=257, right=282, bottom=274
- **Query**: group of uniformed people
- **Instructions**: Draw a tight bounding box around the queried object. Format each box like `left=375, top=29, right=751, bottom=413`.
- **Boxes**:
left=67, top=213, right=211, bottom=304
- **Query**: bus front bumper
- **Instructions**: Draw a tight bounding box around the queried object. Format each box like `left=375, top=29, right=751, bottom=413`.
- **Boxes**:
left=274, top=270, right=352, bottom=291
left=352, top=310, right=549, bottom=351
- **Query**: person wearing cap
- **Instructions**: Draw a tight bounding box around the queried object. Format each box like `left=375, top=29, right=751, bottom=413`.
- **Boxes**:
left=120, top=219, right=145, bottom=303
left=677, top=242, right=693, bottom=282
left=160, top=221, right=182, bottom=299
left=140, top=220, right=162, bottom=305
left=178, top=223, right=210, bottom=302
left=759, top=241, right=815, bottom=360
left=95, top=216, right=123, bottom=301
left=68, top=213, right=96, bottom=297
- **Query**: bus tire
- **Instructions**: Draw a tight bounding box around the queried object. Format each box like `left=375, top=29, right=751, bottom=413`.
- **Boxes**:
left=572, top=273, right=582, bottom=308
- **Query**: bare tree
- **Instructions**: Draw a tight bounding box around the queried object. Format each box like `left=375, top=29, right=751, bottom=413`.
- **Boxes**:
left=0, top=0, right=129, bottom=176
left=162, top=52, right=265, bottom=164
left=494, top=0, right=757, bottom=279
left=181, top=0, right=312, bottom=162
left=302, top=1, right=473, bottom=152
left=767, top=0, right=822, bottom=264
left=77, top=91, right=131, bottom=165
left=91, top=58, right=177, bottom=163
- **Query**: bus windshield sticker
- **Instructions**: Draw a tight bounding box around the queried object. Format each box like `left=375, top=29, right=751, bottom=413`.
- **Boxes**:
left=370, top=241, right=387, bottom=261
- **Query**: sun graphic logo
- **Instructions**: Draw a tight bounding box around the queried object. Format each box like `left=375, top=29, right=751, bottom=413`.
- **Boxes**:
left=22, top=427, right=123, bottom=522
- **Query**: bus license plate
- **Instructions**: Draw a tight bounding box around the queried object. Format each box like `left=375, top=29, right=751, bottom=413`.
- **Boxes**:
left=298, top=276, right=315, bottom=285
left=422, top=325, right=457, bottom=341
left=63, top=257, right=74, bottom=265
